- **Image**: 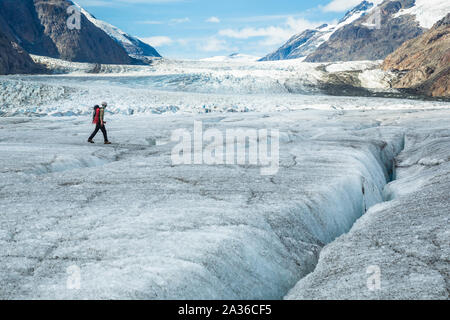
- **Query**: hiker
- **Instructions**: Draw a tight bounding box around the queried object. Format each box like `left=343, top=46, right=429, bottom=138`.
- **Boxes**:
left=88, top=102, right=111, bottom=144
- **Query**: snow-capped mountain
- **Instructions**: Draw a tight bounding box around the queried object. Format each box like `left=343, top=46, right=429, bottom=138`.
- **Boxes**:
left=259, top=27, right=326, bottom=62
left=262, top=0, right=450, bottom=63
left=0, top=0, right=132, bottom=65
left=201, top=53, right=260, bottom=62
left=75, top=3, right=161, bottom=59
left=260, top=1, right=381, bottom=61
left=392, top=0, right=450, bottom=28
left=306, top=0, right=449, bottom=62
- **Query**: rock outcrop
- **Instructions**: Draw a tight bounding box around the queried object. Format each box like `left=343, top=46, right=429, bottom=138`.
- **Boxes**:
left=78, top=6, right=161, bottom=59
left=305, top=0, right=424, bottom=62
left=263, top=0, right=449, bottom=63
left=382, top=13, right=450, bottom=97
left=0, top=0, right=132, bottom=64
left=260, top=28, right=323, bottom=61
left=260, top=1, right=379, bottom=61
left=0, top=28, right=41, bottom=75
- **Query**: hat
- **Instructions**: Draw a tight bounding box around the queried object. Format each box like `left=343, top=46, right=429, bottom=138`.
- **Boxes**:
left=101, top=102, right=108, bottom=107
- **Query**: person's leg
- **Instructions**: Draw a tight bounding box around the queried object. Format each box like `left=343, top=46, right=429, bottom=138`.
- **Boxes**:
left=100, top=125, right=109, bottom=142
left=88, top=124, right=101, bottom=141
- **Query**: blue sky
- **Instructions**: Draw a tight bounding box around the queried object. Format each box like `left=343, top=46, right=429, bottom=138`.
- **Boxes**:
left=75, top=0, right=364, bottom=59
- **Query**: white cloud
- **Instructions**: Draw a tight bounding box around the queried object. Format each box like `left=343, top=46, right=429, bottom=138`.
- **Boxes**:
left=219, top=26, right=286, bottom=39
left=121, top=0, right=185, bottom=2
left=323, top=0, right=362, bottom=12
left=218, top=17, right=324, bottom=47
left=76, top=0, right=186, bottom=6
left=232, top=13, right=311, bottom=23
left=74, top=0, right=111, bottom=6
left=113, top=0, right=186, bottom=3
left=201, top=38, right=228, bottom=52
left=169, top=17, right=190, bottom=25
left=140, top=36, right=173, bottom=47
left=206, top=16, right=220, bottom=23
left=137, top=20, right=163, bottom=25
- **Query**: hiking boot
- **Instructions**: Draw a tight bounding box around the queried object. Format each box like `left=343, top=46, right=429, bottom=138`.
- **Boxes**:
left=88, top=139, right=94, bottom=144
left=104, top=141, right=112, bottom=145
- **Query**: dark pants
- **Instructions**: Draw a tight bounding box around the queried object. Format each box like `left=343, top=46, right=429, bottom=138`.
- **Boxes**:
left=89, top=123, right=108, bottom=142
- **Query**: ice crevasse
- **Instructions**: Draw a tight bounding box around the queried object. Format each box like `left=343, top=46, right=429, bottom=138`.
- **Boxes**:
left=18, top=127, right=407, bottom=299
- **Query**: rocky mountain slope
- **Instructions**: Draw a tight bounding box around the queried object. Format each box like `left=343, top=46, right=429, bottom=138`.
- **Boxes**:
left=0, top=0, right=132, bottom=64
left=263, top=0, right=449, bottom=63
left=260, top=26, right=327, bottom=61
left=77, top=5, right=161, bottom=59
left=382, top=13, right=450, bottom=97
left=260, top=1, right=381, bottom=61
left=305, top=0, right=427, bottom=62
left=0, top=28, right=41, bottom=75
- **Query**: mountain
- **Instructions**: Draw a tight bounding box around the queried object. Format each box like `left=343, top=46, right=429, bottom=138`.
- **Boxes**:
left=0, top=0, right=131, bottom=64
left=0, top=28, right=42, bottom=75
left=260, top=27, right=325, bottom=61
left=76, top=4, right=161, bottom=59
left=260, top=1, right=382, bottom=61
left=306, top=0, right=450, bottom=62
left=202, top=53, right=260, bottom=62
left=262, top=0, right=450, bottom=63
left=382, top=13, right=450, bottom=97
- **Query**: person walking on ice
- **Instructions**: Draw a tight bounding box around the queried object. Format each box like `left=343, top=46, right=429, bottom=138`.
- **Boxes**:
left=88, top=102, right=111, bottom=144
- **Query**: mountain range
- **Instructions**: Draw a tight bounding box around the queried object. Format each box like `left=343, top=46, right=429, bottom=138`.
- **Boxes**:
left=260, top=1, right=381, bottom=61
left=382, top=13, right=450, bottom=97
left=0, top=0, right=160, bottom=69
left=261, top=0, right=449, bottom=63
left=76, top=4, right=161, bottom=59
left=0, top=0, right=448, bottom=97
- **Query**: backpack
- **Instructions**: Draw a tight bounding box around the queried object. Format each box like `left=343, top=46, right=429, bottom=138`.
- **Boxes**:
left=92, top=105, right=100, bottom=122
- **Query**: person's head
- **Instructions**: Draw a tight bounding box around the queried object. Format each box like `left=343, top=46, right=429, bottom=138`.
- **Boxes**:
left=101, top=102, right=108, bottom=108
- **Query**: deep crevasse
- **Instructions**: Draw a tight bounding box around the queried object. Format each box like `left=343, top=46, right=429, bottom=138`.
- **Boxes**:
left=0, top=115, right=407, bottom=299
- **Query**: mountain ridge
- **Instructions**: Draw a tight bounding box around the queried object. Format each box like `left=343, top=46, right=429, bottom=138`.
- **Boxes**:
left=305, top=0, right=424, bottom=62
left=0, top=0, right=132, bottom=64
left=262, top=0, right=450, bottom=63
left=382, top=13, right=450, bottom=97
left=260, top=1, right=382, bottom=61
left=76, top=4, right=161, bottom=59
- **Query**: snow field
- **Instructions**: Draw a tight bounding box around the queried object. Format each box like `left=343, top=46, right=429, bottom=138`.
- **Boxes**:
left=0, top=108, right=431, bottom=299
left=287, top=120, right=450, bottom=299
left=0, top=58, right=448, bottom=300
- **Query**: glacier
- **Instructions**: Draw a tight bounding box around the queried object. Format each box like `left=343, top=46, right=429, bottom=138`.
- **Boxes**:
left=287, top=117, right=450, bottom=300
left=0, top=58, right=449, bottom=300
left=1, top=57, right=446, bottom=118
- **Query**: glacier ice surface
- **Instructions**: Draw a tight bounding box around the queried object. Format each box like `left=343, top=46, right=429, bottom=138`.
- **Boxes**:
left=0, top=59, right=449, bottom=300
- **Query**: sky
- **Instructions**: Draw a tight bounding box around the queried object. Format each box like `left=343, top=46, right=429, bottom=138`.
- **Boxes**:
left=75, top=0, right=365, bottom=59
